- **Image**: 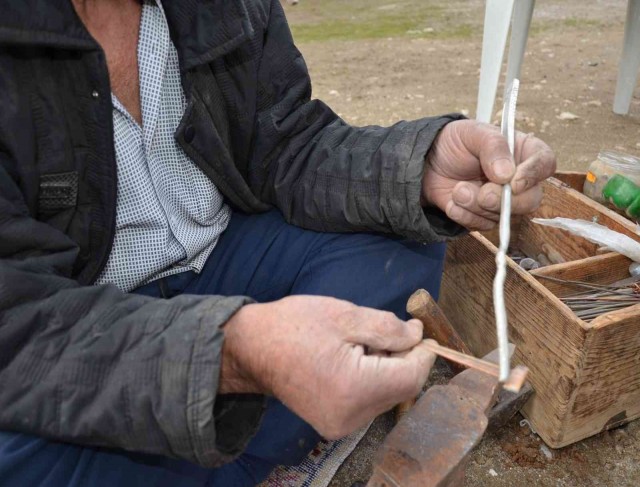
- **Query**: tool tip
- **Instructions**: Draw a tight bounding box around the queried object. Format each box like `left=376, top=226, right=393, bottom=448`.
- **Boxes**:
left=502, top=365, right=529, bottom=393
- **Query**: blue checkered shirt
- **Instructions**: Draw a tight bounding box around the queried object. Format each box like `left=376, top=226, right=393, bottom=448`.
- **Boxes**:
left=95, top=0, right=230, bottom=292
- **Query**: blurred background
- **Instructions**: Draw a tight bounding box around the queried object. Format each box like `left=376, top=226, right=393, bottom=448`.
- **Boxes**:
left=283, top=0, right=640, bottom=172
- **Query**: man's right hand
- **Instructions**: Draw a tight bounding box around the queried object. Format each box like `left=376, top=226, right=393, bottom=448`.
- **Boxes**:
left=220, top=295, right=436, bottom=439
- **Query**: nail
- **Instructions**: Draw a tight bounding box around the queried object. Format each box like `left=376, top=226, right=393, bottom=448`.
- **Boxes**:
left=456, top=186, right=473, bottom=205
left=492, top=158, right=515, bottom=181
left=514, top=178, right=529, bottom=194
left=447, top=201, right=463, bottom=220
left=484, top=192, right=500, bottom=210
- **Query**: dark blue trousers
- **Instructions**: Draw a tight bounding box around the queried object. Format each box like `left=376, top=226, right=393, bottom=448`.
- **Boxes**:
left=0, top=210, right=445, bottom=487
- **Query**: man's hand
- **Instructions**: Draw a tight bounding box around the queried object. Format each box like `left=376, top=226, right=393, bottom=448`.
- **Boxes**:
left=422, top=120, right=557, bottom=230
left=220, top=296, right=436, bottom=439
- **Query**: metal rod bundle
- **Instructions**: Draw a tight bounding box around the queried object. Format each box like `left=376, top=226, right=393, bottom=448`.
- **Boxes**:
left=537, top=275, right=640, bottom=322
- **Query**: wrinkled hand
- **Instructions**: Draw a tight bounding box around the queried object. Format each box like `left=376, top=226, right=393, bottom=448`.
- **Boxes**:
left=220, top=296, right=436, bottom=439
left=422, top=120, right=557, bottom=230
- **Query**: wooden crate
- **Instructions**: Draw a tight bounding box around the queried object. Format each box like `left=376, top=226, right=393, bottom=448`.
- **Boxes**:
left=439, top=175, right=640, bottom=448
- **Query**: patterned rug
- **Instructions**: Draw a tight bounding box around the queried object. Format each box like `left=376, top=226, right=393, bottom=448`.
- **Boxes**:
left=259, top=424, right=371, bottom=487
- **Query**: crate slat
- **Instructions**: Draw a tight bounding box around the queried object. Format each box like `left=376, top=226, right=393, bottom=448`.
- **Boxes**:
left=440, top=175, right=640, bottom=447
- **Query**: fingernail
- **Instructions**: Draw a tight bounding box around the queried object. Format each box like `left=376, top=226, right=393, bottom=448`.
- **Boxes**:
left=484, top=192, right=499, bottom=209
left=492, top=158, right=515, bottom=181
left=514, top=178, right=529, bottom=194
left=456, top=186, right=473, bottom=205
left=447, top=201, right=463, bottom=220
left=407, top=319, right=423, bottom=338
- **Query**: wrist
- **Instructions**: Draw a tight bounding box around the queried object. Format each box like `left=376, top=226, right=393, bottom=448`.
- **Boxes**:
left=420, top=157, right=437, bottom=208
left=219, top=303, right=273, bottom=395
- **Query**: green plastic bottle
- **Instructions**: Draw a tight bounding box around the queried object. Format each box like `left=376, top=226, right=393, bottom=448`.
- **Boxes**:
left=602, top=174, right=640, bottom=218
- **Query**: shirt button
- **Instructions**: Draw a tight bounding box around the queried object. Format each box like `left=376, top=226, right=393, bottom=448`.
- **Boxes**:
left=184, top=125, right=196, bottom=143
left=91, top=90, right=100, bottom=99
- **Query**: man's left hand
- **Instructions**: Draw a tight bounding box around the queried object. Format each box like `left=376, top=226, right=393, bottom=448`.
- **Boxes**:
left=422, top=120, right=557, bottom=231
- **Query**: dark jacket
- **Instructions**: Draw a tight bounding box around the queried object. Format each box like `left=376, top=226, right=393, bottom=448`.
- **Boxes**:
left=0, top=0, right=464, bottom=468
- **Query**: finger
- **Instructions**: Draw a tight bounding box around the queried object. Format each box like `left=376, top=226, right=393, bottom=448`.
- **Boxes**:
left=366, top=347, right=390, bottom=358
left=514, top=131, right=554, bottom=163
left=452, top=181, right=501, bottom=222
left=511, top=141, right=557, bottom=195
left=511, top=185, right=544, bottom=214
left=445, top=200, right=496, bottom=231
left=459, top=121, right=516, bottom=184
left=345, top=310, right=423, bottom=353
left=337, top=342, right=437, bottom=432
left=477, top=182, right=543, bottom=215
left=380, top=340, right=438, bottom=400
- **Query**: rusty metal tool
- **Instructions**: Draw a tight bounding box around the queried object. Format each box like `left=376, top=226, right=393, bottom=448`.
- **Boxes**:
left=368, top=349, right=503, bottom=487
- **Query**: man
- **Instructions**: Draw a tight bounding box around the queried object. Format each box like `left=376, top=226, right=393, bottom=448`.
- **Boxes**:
left=0, top=0, right=555, bottom=486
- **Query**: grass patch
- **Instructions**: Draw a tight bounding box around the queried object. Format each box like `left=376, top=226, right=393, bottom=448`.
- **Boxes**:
left=287, top=0, right=478, bottom=43
left=286, top=0, right=608, bottom=44
left=529, top=17, right=605, bottom=38
left=563, top=17, right=603, bottom=28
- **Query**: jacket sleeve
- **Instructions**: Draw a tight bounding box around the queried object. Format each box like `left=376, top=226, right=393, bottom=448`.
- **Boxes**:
left=0, top=158, right=263, bottom=468
left=249, top=0, right=466, bottom=243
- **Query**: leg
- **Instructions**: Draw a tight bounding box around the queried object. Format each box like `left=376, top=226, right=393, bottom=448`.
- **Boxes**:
left=614, top=0, right=640, bottom=115
left=504, top=0, right=535, bottom=97
left=186, top=211, right=447, bottom=485
left=289, top=232, right=446, bottom=316
left=0, top=432, right=212, bottom=487
left=184, top=209, right=446, bottom=316
left=476, top=0, right=516, bottom=123
left=0, top=210, right=446, bottom=487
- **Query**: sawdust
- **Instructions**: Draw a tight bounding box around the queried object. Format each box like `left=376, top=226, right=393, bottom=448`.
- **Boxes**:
left=500, top=432, right=547, bottom=469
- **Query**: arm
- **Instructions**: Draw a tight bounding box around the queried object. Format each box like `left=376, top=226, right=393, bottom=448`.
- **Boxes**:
left=0, top=157, right=439, bottom=460
left=0, top=143, right=438, bottom=468
left=250, top=1, right=556, bottom=237
left=249, top=0, right=465, bottom=242
left=0, top=157, right=262, bottom=468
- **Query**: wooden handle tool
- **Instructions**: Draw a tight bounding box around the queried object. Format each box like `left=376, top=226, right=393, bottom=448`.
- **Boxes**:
left=406, top=289, right=472, bottom=364
left=397, top=289, right=469, bottom=420
left=396, top=290, right=528, bottom=420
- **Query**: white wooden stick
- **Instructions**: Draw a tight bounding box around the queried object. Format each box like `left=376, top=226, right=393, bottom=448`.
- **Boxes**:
left=493, top=79, right=519, bottom=382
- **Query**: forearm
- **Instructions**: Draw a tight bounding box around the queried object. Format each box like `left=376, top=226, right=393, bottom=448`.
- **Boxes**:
left=0, top=257, right=263, bottom=467
left=251, top=1, right=465, bottom=241
left=254, top=106, right=467, bottom=241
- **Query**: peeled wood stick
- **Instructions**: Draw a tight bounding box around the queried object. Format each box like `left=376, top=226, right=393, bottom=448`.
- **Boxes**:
left=423, top=341, right=499, bottom=377
left=422, top=341, right=529, bottom=394
left=395, top=339, right=529, bottom=421
left=494, top=79, right=520, bottom=383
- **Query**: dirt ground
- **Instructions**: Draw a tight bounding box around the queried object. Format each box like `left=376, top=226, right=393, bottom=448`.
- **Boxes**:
left=282, top=0, right=640, bottom=485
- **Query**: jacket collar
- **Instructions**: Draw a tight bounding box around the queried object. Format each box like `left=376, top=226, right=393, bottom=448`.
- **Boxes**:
left=0, top=0, right=254, bottom=70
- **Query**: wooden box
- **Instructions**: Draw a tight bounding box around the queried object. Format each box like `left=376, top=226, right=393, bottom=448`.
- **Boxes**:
left=439, top=174, right=640, bottom=448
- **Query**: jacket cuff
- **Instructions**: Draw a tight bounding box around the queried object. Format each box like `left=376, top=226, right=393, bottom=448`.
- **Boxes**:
left=388, top=113, right=467, bottom=242
left=213, top=394, right=266, bottom=457
left=185, top=296, right=265, bottom=468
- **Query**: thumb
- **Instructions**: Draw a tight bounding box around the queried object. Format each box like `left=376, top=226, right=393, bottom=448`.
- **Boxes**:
left=459, top=121, right=516, bottom=185
left=344, top=308, right=424, bottom=353
left=379, top=340, right=437, bottom=400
